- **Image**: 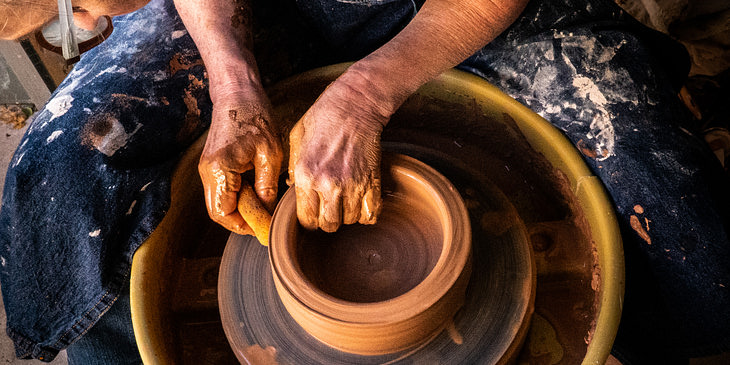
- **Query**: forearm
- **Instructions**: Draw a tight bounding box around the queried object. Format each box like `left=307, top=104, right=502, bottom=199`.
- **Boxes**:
left=173, top=0, right=263, bottom=104
left=344, top=0, right=528, bottom=118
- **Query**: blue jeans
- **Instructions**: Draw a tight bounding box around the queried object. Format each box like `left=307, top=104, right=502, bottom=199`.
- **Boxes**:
left=1, top=0, right=728, bottom=363
left=66, top=280, right=142, bottom=365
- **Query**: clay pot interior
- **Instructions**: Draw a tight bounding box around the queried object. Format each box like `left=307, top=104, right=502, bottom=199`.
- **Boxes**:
left=269, top=153, right=472, bottom=355
left=295, top=168, right=445, bottom=303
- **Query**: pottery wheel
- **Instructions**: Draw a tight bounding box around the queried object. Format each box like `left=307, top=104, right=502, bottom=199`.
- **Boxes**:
left=218, top=144, right=535, bottom=364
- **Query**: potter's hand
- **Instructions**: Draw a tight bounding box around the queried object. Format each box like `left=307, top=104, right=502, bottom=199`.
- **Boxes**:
left=289, top=74, right=391, bottom=232
left=199, top=100, right=283, bottom=237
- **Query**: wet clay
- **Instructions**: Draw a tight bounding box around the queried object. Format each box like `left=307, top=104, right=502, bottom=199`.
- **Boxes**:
left=269, top=154, right=472, bottom=355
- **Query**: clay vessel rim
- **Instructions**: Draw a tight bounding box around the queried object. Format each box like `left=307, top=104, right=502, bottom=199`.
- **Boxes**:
left=269, top=154, right=471, bottom=324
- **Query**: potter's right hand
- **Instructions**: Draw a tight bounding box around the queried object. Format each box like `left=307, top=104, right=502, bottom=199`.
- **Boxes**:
left=199, top=96, right=283, bottom=237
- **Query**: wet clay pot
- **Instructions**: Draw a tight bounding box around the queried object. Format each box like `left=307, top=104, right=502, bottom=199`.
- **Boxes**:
left=268, top=153, right=472, bottom=355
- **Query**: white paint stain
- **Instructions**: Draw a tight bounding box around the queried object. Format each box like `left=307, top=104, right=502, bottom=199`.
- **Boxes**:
left=98, top=65, right=127, bottom=76
left=11, top=152, right=24, bottom=168
left=46, top=130, right=64, bottom=144
left=587, top=113, right=616, bottom=160
left=573, top=76, right=608, bottom=105
left=151, top=70, right=168, bottom=82
left=89, top=229, right=101, bottom=237
left=570, top=77, right=616, bottom=161
left=171, top=30, right=187, bottom=39
left=93, top=119, right=142, bottom=157
left=45, top=94, right=74, bottom=122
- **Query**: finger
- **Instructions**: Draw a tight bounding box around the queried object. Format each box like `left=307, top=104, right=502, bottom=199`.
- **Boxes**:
left=287, top=122, right=304, bottom=187
left=319, top=188, right=343, bottom=233
left=296, top=186, right=320, bottom=230
left=253, top=145, right=283, bottom=213
left=204, top=167, right=242, bottom=216
left=202, top=182, right=252, bottom=235
left=213, top=209, right=255, bottom=236
left=237, top=182, right=272, bottom=246
left=359, top=181, right=382, bottom=225
left=342, top=186, right=363, bottom=225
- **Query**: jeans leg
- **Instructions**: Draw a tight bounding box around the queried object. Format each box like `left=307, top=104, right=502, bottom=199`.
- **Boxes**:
left=66, top=280, right=141, bottom=365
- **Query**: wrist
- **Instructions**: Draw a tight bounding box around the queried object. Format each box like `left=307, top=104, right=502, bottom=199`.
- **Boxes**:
left=336, top=63, right=412, bottom=123
left=207, top=60, right=266, bottom=106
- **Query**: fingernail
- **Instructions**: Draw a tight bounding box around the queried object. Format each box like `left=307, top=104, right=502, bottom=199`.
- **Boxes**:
left=320, top=220, right=340, bottom=233
left=259, top=187, right=276, bottom=201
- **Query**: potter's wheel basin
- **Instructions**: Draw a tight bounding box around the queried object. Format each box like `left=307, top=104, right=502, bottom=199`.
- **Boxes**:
left=130, top=64, right=623, bottom=364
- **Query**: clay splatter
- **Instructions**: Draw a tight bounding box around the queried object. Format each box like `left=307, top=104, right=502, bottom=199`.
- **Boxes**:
left=577, top=139, right=598, bottom=158
left=240, top=345, right=278, bottom=365
left=169, top=53, right=204, bottom=77
left=446, top=319, right=464, bottom=345
left=630, top=214, right=651, bottom=245
left=126, top=200, right=137, bottom=215
left=176, top=74, right=206, bottom=143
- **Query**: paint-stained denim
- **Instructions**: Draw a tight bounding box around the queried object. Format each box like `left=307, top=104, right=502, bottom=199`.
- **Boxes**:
left=0, top=0, right=211, bottom=361
left=0, top=0, right=728, bottom=363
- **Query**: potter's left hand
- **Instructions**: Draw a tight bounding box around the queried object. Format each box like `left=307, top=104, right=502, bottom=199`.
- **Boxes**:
left=289, top=70, right=393, bottom=232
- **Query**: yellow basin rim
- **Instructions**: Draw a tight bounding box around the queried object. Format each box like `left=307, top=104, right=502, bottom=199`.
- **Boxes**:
left=436, top=69, right=624, bottom=365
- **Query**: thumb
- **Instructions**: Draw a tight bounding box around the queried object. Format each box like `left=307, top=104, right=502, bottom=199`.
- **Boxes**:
left=253, top=144, right=283, bottom=213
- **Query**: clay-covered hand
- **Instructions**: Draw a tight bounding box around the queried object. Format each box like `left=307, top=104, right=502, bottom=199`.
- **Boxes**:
left=199, top=100, right=283, bottom=237
left=289, top=76, right=391, bottom=232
